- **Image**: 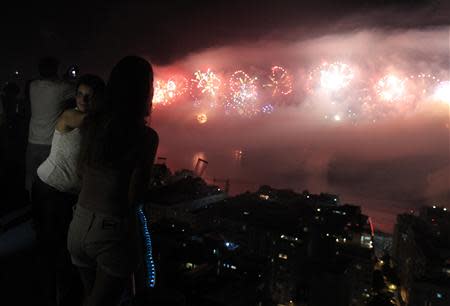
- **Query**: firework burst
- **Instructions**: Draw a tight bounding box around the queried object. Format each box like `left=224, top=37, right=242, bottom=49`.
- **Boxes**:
left=227, top=70, right=259, bottom=116
left=433, top=81, right=450, bottom=104
left=375, top=74, right=406, bottom=102
left=152, top=80, right=171, bottom=106
left=264, top=66, right=293, bottom=96
left=191, top=69, right=222, bottom=98
left=407, top=73, right=440, bottom=102
left=197, top=113, right=208, bottom=124
left=167, top=75, right=188, bottom=97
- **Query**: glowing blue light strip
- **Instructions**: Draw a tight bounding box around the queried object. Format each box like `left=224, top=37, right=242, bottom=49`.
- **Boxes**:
left=137, top=205, right=156, bottom=288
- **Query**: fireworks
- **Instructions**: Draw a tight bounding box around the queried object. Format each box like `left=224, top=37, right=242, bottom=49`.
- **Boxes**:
left=433, top=81, right=450, bottom=104
left=375, top=75, right=406, bottom=101
left=264, top=66, right=293, bottom=96
left=318, top=62, right=354, bottom=91
left=227, top=70, right=259, bottom=116
left=407, top=73, right=440, bottom=102
left=149, top=60, right=447, bottom=122
left=153, top=80, right=170, bottom=106
left=191, top=69, right=222, bottom=97
left=152, top=76, right=188, bottom=106
left=261, top=104, right=275, bottom=114
left=167, top=75, right=188, bottom=97
left=233, top=149, right=244, bottom=162
left=197, top=113, right=208, bottom=124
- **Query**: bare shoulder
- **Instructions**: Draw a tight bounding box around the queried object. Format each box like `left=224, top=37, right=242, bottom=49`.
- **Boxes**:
left=62, top=108, right=84, bottom=121
left=56, top=108, right=85, bottom=131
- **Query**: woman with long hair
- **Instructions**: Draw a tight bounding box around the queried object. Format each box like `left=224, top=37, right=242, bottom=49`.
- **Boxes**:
left=67, top=56, right=159, bottom=306
left=33, top=74, right=105, bottom=306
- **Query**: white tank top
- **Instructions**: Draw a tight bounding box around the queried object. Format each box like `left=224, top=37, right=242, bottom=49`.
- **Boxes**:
left=37, top=128, right=81, bottom=193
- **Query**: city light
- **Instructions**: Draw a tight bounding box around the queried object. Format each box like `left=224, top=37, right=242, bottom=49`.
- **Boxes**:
left=259, top=194, right=270, bottom=200
left=278, top=253, right=288, bottom=260
left=388, top=284, right=397, bottom=291
left=224, top=241, right=239, bottom=250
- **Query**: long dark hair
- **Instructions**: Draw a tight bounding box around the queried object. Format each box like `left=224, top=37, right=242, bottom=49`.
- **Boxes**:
left=78, top=56, right=153, bottom=171
left=76, top=74, right=106, bottom=112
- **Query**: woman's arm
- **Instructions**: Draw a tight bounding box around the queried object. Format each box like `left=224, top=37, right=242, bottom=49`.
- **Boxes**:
left=55, top=109, right=86, bottom=133
left=128, top=128, right=159, bottom=206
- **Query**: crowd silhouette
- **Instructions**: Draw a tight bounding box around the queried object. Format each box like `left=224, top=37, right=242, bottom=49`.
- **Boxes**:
left=0, top=56, right=159, bottom=306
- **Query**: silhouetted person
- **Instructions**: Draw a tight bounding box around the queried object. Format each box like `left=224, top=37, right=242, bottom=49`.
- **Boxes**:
left=67, top=56, right=159, bottom=306
left=1, top=82, right=21, bottom=126
left=33, top=75, right=105, bottom=306
left=25, top=57, right=75, bottom=199
left=0, top=82, right=29, bottom=208
left=0, top=85, right=6, bottom=174
left=2, top=82, right=23, bottom=155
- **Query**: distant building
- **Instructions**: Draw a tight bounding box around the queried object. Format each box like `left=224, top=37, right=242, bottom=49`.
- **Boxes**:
left=373, top=231, right=393, bottom=258
left=146, top=172, right=226, bottom=225
left=194, top=186, right=374, bottom=305
left=150, top=163, right=172, bottom=187
left=145, top=174, right=377, bottom=306
left=392, top=206, right=450, bottom=306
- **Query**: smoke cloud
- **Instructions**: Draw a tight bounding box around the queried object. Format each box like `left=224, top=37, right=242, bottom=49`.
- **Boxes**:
left=151, top=26, right=449, bottom=232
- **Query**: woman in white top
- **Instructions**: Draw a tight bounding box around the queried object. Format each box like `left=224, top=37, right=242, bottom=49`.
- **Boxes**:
left=33, top=74, right=105, bottom=306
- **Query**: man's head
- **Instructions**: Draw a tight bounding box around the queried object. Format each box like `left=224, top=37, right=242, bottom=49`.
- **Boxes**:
left=38, top=57, right=60, bottom=78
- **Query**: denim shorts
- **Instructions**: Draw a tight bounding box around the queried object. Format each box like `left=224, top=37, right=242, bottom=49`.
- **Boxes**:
left=67, top=205, right=139, bottom=277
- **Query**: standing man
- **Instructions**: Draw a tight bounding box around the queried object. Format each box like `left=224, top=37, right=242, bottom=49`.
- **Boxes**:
left=26, top=57, right=75, bottom=199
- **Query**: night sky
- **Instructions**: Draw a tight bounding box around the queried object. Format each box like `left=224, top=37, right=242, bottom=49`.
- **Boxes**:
left=1, top=1, right=449, bottom=232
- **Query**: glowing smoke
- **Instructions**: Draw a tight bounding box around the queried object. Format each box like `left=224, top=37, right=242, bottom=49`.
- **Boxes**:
left=151, top=27, right=449, bottom=233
